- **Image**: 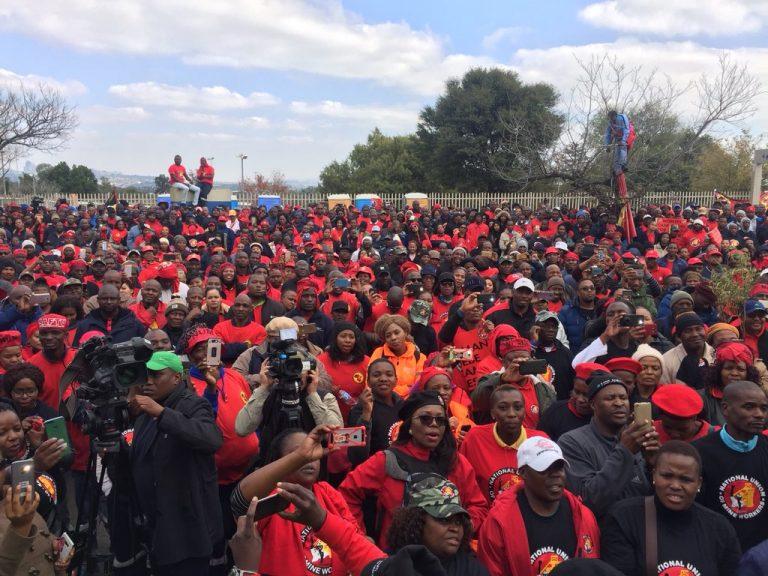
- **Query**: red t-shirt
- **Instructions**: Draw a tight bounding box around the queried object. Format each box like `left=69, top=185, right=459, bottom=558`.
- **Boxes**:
left=320, top=292, right=360, bottom=324
left=258, top=482, right=361, bottom=576
left=196, top=164, right=214, bottom=185
left=168, top=164, right=187, bottom=184
left=213, top=319, right=267, bottom=347
left=190, top=369, right=260, bottom=484
left=29, top=348, right=78, bottom=409
left=316, top=352, right=369, bottom=423
left=459, top=424, right=547, bottom=504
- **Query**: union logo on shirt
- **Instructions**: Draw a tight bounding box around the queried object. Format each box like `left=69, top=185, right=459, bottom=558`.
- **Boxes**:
left=718, top=475, right=766, bottom=519
left=487, top=467, right=522, bottom=501
left=352, top=371, right=365, bottom=384
left=530, top=547, right=569, bottom=575
left=656, top=560, right=702, bottom=576
left=301, top=526, right=333, bottom=575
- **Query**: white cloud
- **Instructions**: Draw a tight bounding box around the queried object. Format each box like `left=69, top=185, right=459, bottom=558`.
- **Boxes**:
left=0, top=68, right=86, bottom=96
left=579, top=0, right=768, bottom=37
left=169, top=111, right=223, bottom=125
left=290, top=100, right=419, bottom=131
left=247, top=116, right=270, bottom=128
left=510, top=38, right=768, bottom=127
left=285, top=119, right=309, bottom=132
left=0, top=0, right=492, bottom=95
left=86, top=105, right=150, bottom=123
left=108, top=82, right=279, bottom=110
left=278, top=135, right=314, bottom=144
left=482, top=26, right=528, bottom=50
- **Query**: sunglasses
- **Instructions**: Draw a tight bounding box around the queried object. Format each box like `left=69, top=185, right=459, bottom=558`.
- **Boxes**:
left=414, top=414, right=448, bottom=428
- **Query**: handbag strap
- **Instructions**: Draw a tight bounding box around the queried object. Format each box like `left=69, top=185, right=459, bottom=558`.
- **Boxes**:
left=644, top=496, right=658, bottom=576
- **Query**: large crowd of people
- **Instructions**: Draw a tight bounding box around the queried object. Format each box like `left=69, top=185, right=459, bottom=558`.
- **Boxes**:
left=0, top=177, right=766, bottom=576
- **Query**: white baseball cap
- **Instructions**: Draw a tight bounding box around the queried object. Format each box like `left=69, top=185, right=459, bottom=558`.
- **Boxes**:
left=693, top=218, right=704, bottom=226
left=554, top=241, right=568, bottom=251
left=517, top=436, right=568, bottom=472
left=513, top=277, right=535, bottom=292
left=21, top=239, right=35, bottom=249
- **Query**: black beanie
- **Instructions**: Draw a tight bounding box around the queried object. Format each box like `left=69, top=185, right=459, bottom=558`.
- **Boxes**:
left=361, top=546, right=448, bottom=576
left=398, top=391, right=445, bottom=422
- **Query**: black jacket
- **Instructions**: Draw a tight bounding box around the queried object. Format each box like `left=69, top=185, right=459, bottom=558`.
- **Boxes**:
left=73, top=307, right=146, bottom=346
left=130, top=385, right=223, bottom=566
left=256, top=297, right=286, bottom=326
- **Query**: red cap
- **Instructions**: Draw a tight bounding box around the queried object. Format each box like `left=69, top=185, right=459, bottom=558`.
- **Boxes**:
left=217, top=216, right=227, bottom=222
left=686, top=257, right=703, bottom=265
left=706, top=248, right=722, bottom=256
left=621, top=251, right=635, bottom=259
left=574, top=362, right=610, bottom=381
left=356, top=266, right=374, bottom=277
left=651, top=384, right=704, bottom=418
left=564, top=252, right=579, bottom=261
left=605, top=357, right=643, bottom=375
left=747, top=205, right=756, bottom=213
left=645, top=250, right=659, bottom=259
left=186, top=254, right=201, bottom=261
left=140, top=245, right=154, bottom=253
left=401, top=261, right=420, bottom=275
left=185, top=326, right=216, bottom=353
left=544, top=246, right=558, bottom=255
left=0, top=330, right=21, bottom=349
left=498, top=336, right=531, bottom=357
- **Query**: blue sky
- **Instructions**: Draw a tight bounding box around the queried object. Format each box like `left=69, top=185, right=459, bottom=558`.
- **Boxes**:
left=2, top=0, right=767, bottom=183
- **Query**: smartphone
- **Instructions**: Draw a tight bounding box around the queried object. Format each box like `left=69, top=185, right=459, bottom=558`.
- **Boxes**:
left=163, top=253, right=175, bottom=261
left=44, top=416, right=72, bottom=460
left=634, top=401, right=653, bottom=425
left=619, top=314, right=645, bottom=327
left=31, top=292, right=51, bottom=306
left=298, top=323, right=317, bottom=336
left=334, top=278, right=350, bottom=290
left=10, top=459, right=35, bottom=502
left=101, top=241, right=108, bottom=253
left=518, top=359, right=548, bottom=375
left=206, top=339, right=222, bottom=367
left=406, top=283, right=423, bottom=297
left=460, top=424, right=472, bottom=433
left=477, top=294, right=496, bottom=311
left=254, top=493, right=291, bottom=521
left=329, top=426, right=367, bottom=450
left=124, top=262, right=133, bottom=277
left=449, top=348, right=473, bottom=362
left=59, top=532, right=74, bottom=560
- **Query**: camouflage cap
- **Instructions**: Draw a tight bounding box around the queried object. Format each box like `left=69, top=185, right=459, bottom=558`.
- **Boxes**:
left=406, top=476, right=468, bottom=519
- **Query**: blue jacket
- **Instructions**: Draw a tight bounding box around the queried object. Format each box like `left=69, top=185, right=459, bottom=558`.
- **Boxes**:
left=558, top=300, right=598, bottom=353
left=0, top=301, right=42, bottom=344
left=73, top=307, right=146, bottom=346
left=604, top=113, right=630, bottom=145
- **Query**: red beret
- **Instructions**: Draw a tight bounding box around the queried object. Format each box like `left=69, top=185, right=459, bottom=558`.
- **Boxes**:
left=605, top=357, right=643, bottom=375
left=645, top=250, right=659, bottom=259
left=574, top=362, right=610, bottom=381
left=544, top=246, right=559, bottom=255
left=69, top=259, right=87, bottom=270
left=400, top=261, right=420, bottom=275
left=0, top=330, right=21, bottom=349
left=651, top=384, right=703, bottom=418
left=564, top=252, right=579, bottom=261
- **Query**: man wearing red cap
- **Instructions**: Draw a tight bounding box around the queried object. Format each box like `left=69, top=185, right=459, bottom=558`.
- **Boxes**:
left=29, top=314, right=76, bottom=408
left=651, top=384, right=711, bottom=444
left=644, top=249, right=671, bottom=284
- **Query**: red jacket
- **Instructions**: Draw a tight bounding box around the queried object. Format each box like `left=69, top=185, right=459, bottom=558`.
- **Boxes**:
left=478, top=483, right=600, bottom=576
left=338, top=441, right=489, bottom=547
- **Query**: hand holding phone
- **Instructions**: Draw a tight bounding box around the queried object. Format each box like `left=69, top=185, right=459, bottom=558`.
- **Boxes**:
left=328, top=426, right=367, bottom=450
left=206, top=339, right=222, bottom=367
left=633, top=402, right=652, bottom=425
left=10, top=459, right=35, bottom=503
left=44, top=417, right=72, bottom=460
left=518, top=359, right=548, bottom=375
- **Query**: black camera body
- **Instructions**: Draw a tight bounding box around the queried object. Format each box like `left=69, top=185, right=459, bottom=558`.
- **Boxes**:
left=266, top=333, right=316, bottom=429
left=72, top=336, right=153, bottom=451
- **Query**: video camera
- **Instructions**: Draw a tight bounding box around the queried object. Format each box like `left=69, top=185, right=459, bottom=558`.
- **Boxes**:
left=266, top=328, right=316, bottom=428
left=61, top=336, right=153, bottom=451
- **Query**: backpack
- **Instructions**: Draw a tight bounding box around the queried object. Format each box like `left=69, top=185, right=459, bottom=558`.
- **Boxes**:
left=625, top=116, right=637, bottom=150
left=383, top=448, right=447, bottom=506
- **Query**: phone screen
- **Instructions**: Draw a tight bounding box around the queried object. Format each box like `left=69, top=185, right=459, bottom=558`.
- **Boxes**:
left=206, top=339, right=222, bottom=366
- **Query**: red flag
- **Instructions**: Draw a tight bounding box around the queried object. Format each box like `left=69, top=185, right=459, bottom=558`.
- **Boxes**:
left=618, top=202, right=637, bottom=242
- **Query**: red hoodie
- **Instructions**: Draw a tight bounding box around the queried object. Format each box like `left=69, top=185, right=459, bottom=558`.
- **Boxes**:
left=338, top=441, right=489, bottom=547
left=472, top=324, right=521, bottom=390
left=478, top=483, right=600, bottom=576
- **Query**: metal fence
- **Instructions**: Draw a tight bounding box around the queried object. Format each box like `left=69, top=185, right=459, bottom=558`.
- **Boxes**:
left=0, top=188, right=749, bottom=211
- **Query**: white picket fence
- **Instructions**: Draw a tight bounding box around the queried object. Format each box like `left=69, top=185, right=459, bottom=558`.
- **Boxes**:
left=0, top=188, right=748, bottom=211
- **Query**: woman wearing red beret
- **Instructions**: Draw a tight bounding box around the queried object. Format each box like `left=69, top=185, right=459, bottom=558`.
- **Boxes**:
left=651, top=384, right=712, bottom=444
left=700, top=342, right=760, bottom=426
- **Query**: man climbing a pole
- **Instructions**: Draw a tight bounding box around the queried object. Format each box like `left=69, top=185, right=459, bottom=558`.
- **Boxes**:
left=605, top=110, right=635, bottom=198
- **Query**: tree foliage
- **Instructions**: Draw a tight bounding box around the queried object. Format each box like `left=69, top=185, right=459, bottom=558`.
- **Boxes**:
left=154, top=174, right=169, bottom=194
left=243, top=171, right=290, bottom=196
left=319, top=128, right=424, bottom=195
left=690, top=132, right=757, bottom=192
left=38, top=161, right=97, bottom=196
left=417, top=68, right=562, bottom=193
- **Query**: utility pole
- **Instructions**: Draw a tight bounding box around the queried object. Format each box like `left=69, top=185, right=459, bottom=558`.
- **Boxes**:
left=237, top=153, right=248, bottom=193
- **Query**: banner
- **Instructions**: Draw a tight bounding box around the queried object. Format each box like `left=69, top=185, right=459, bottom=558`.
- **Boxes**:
left=656, top=218, right=687, bottom=234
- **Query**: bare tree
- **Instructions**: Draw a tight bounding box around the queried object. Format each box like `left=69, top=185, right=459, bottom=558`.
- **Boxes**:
left=494, top=53, right=762, bottom=207
left=0, top=85, right=78, bottom=155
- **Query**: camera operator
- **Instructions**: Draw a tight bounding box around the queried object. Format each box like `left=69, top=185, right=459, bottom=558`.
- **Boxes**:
left=234, top=317, right=342, bottom=458
left=129, top=350, right=223, bottom=576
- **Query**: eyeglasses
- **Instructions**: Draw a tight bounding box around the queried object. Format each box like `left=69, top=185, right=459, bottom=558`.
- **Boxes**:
left=414, top=414, right=448, bottom=428
left=11, top=388, right=37, bottom=398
